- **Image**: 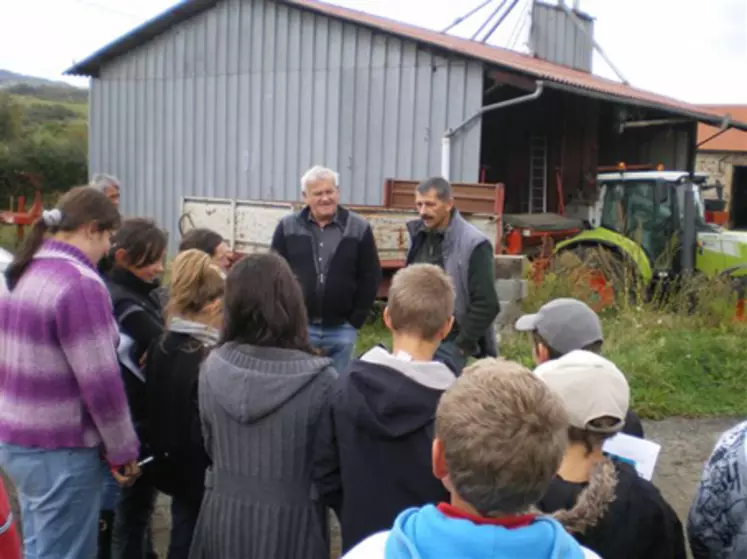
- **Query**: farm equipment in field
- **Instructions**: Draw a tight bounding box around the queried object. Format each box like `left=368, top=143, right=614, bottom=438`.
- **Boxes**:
left=551, top=168, right=747, bottom=317
left=1, top=173, right=45, bottom=244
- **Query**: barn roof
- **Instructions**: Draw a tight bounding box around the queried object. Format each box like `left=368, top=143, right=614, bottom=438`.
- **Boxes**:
left=64, top=0, right=747, bottom=131
left=697, top=106, right=747, bottom=152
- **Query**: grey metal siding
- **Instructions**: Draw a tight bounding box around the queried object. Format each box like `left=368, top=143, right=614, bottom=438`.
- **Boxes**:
left=530, top=3, right=593, bottom=72
left=88, top=0, right=484, bottom=249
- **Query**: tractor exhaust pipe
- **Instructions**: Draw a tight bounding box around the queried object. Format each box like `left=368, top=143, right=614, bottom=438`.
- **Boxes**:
left=681, top=187, right=696, bottom=274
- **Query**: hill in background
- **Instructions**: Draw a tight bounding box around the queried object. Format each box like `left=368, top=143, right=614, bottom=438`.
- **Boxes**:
left=0, top=69, right=88, bottom=105
left=0, top=69, right=88, bottom=210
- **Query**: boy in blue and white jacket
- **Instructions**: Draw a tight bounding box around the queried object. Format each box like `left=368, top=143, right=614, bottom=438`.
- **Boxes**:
left=343, top=358, right=598, bottom=559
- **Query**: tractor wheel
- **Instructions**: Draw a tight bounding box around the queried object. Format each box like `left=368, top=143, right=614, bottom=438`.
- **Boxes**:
left=554, top=246, right=642, bottom=311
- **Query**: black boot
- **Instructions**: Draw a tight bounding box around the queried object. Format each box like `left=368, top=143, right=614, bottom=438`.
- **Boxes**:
left=98, top=510, right=114, bottom=559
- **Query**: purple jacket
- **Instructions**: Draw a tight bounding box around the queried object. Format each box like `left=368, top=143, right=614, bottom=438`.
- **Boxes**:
left=0, top=240, right=139, bottom=466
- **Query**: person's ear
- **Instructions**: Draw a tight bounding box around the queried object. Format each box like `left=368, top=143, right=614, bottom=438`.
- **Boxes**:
left=432, top=438, right=448, bottom=481
left=383, top=306, right=393, bottom=330
left=532, top=341, right=549, bottom=364
left=113, top=248, right=129, bottom=267
left=438, top=316, right=455, bottom=341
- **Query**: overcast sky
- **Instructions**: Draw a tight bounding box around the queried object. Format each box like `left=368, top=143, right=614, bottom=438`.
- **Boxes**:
left=1, top=0, right=745, bottom=104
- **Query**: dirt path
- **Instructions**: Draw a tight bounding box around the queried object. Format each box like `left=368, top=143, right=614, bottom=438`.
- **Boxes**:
left=643, top=416, right=737, bottom=521
left=3, top=416, right=741, bottom=556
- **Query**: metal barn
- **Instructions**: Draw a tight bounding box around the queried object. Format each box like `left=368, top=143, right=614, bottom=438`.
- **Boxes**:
left=67, top=0, right=747, bottom=249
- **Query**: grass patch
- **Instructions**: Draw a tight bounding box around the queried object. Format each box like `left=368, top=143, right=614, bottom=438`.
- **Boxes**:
left=357, top=257, right=747, bottom=420
left=357, top=311, right=747, bottom=420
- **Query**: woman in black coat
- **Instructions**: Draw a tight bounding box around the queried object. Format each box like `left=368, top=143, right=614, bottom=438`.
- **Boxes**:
left=144, top=249, right=225, bottom=559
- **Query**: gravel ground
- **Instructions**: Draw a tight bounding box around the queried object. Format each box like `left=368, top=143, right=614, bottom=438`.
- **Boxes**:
left=3, top=416, right=741, bottom=558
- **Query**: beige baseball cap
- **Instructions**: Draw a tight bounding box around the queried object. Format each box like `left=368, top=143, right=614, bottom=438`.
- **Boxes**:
left=533, top=350, right=630, bottom=434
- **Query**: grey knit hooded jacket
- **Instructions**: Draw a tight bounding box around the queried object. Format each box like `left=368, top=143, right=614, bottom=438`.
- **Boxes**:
left=188, top=342, right=337, bottom=559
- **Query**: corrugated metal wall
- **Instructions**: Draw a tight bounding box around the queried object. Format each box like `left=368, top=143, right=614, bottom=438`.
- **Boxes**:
left=88, top=0, right=484, bottom=248
left=530, top=2, right=593, bottom=72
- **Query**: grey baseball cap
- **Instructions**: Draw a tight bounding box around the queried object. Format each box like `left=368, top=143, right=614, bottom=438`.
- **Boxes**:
left=515, top=298, right=603, bottom=355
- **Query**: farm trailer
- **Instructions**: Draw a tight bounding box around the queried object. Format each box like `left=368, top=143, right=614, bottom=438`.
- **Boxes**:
left=179, top=179, right=554, bottom=325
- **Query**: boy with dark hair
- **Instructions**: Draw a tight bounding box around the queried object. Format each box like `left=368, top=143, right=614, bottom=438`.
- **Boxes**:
left=534, top=350, right=686, bottom=559
left=515, top=297, right=644, bottom=438
left=316, top=264, right=458, bottom=553
left=343, top=358, right=599, bottom=558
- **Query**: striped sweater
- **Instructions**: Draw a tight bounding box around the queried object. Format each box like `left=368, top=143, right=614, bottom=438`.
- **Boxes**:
left=0, top=240, right=139, bottom=466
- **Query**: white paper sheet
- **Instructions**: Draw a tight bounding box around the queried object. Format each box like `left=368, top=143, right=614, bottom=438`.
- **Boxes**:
left=602, top=433, right=662, bottom=481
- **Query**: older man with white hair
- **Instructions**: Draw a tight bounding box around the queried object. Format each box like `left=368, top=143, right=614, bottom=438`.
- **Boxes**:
left=271, top=165, right=381, bottom=373
left=89, top=173, right=121, bottom=207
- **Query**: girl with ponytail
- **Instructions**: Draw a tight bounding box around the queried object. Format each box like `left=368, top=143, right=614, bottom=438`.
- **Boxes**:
left=143, top=249, right=225, bottom=559
left=0, top=186, right=141, bottom=558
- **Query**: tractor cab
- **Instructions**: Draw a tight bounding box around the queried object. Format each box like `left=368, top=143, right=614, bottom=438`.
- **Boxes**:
left=593, top=170, right=714, bottom=268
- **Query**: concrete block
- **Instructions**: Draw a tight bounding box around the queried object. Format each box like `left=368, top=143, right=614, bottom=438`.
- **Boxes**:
left=495, top=278, right=528, bottom=301
left=494, top=255, right=527, bottom=279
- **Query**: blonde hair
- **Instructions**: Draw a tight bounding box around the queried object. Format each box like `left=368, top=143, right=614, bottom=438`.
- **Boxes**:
left=387, top=264, right=454, bottom=340
left=166, top=249, right=225, bottom=321
left=436, top=358, right=569, bottom=516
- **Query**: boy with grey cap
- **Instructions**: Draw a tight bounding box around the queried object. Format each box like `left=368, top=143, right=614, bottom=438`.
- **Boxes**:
left=535, top=350, right=686, bottom=559
left=515, top=298, right=644, bottom=438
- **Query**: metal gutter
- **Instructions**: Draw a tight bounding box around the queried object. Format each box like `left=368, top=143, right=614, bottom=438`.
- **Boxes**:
left=441, top=81, right=544, bottom=180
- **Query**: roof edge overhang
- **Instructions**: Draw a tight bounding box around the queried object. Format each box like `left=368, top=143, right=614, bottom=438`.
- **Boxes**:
left=63, top=0, right=747, bottom=134
left=537, top=80, right=747, bottom=132
left=64, top=0, right=220, bottom=77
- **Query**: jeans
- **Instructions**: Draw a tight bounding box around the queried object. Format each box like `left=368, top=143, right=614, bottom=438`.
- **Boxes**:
left=308, top=322, right=359, bottom=373
left=112, top=475, right=157, bottom=559
left=434, top=341, right=468, bottom=376
left=101, top=463, right=121, bottom=511
left=0, top=444, right=102, bottom=559
left=168, top=498, right=200, bottom=559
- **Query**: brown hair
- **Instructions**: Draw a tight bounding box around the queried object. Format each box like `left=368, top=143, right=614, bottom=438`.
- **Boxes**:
left=387, top=264, right=454, bottom=340
left=111, top=218, right=168, bottom=269
left=6, top=186, right=121, bottom=290
left=436, top=358, right=569, bottom=517
left=166, top=249, right=225, bottom=321
left=568, top=418, right=619, bottom=454
left=179, top=228, right=224, bottom=256
left=221, top=252, right=313, bottom=353
left=532, top=332, right=603, bottom=360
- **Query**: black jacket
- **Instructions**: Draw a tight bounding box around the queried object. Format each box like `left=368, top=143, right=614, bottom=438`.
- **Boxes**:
left=623, top=410, right=645, bottom=438
left=144, top=331, right=212, bottom=506
left=314, top=347, right=455, bottom=553
left=270, top=205, right=381, bottom=329
left=538, top=458, right=686, bottom=559
left=107, top=268, right=164, bottom=454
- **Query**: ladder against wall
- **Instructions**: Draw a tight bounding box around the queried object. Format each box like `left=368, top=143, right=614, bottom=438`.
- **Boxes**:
left=529, top=135, right=548, bottom=213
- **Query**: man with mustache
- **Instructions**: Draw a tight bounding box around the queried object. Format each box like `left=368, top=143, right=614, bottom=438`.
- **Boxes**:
left=405, top=177, right=500, bottom=374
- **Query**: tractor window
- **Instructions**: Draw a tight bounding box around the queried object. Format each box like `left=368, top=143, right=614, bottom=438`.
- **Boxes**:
left=600, top=180, right=676, bottom=262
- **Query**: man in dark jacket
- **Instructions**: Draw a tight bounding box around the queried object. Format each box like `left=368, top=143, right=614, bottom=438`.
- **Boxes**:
left=315, top=263, right=457, bottom=553
left=271, top=165, right=381, bottom=373
left=406, top=177, right=500, bottom=374
left=515, top=297, right=645, bottom=439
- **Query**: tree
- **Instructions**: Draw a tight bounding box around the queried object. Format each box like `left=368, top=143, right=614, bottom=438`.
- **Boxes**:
left=0, top=94, right=22, bottom=143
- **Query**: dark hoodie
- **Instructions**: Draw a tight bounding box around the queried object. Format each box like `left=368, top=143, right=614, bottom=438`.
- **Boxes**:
left=538, top=458, right=687, bottom=559
left=320, top=346, right=456, bottom=553
left=189, top=343, right=338, bottom=559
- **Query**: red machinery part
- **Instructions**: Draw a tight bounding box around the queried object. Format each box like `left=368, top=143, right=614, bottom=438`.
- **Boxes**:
left=0, top=190, right=44, bottom=242
left=0, top=477, right=21, bottom=559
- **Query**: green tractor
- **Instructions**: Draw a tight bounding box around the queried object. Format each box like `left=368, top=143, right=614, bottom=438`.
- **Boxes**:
left=554, top=169, right=747, bottom=311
